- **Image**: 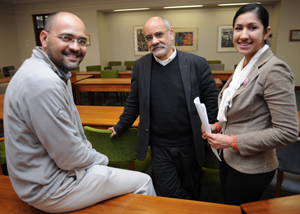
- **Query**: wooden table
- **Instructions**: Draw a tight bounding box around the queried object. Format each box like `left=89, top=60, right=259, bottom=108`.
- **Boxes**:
left=71, top=71, right=132, bottom=79
left=0, top=76, right=13, bottom=84
left=71, top=71, right=101, bottom=78
left=76, top=105, right=139, bottom=129
left=73, top=71, right=229, bottom=81
left=0, top=175, right=241, bottom=214
left=214, top=78, right=223, bottom=91
left=241, top=194, right=300, bottom=214
left=75, top=78, right=132, bottom=105
left=70, top=74, right=93, bottom=88
left=74, top=78, right=223, bottom=105
left=0, top=95, right=136, bottom=129
left=119, top=70, right=132, bottom=78
left=211, top=70, right=234, bottom=81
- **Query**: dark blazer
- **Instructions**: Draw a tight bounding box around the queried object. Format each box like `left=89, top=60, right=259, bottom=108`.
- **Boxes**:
left=114, top=50, right=219, bottom=166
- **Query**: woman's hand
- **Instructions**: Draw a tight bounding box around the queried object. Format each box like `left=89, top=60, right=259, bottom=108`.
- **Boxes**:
left=201, top=124, right=218, bottom=139
left=205, top=132, right=235, bottom=150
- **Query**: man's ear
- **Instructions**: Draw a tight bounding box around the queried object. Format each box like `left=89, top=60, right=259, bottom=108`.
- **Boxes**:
left=169, top=29, right=174, bottom=41
left=40, top=30, right=48, bottom=48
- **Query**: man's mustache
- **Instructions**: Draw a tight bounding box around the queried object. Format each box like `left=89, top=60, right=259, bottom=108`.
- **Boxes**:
left=151, top=44, right=166, bottom=51
left=63, top=50, right=83, bottom=57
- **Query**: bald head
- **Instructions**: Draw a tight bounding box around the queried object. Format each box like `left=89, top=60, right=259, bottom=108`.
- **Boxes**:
left=45, top=12, right=84, bottom=33
left=143, top=17, right=171, bottom=33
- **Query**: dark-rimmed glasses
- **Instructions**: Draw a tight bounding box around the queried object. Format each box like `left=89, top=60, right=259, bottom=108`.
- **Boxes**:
left=47, top=31, right=89, bottom=47
left=145, top=29, right=170, bottom=42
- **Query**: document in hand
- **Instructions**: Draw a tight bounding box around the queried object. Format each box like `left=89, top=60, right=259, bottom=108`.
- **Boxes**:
left=194, top=97, right=221, bottom=161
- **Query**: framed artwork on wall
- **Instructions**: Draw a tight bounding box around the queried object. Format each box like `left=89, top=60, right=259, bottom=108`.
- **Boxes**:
left=290, top=29, right=300, bottom=41
left=133, top=26, right=149, bottom=55
left=86, top=34, right=91, bottom=46
left=172, top=27, right=198, bottom=51
left=217, top=25, right=236, bottom=52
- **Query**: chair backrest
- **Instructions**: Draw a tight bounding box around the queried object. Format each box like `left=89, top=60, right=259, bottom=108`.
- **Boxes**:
left=83, top=126, right=137, bottom=163
left=203, top=146, right=219, bottom=169
left=207, top=60, right=221, bottom=64
left=111, top=66, right=127, bottom=71
left=0, top=137, right=5, bottom=175
left=124, top=61, right=135, bottom=70
left=209, top=64, right=225, bottom=70
left=2, top=66, right=15, bottom=77
left=0, top=71, right=3, bottom=79
left=71, top=67, right=80, bottom=72
left=100, top=70, right=119, bottom=78
left=108, top=61, right=122, bottom=68
left=86, top=65, right=101, bottom=71
left=276, top=138, right=300, bottom=174
left=0, top=83, right=9, bottom=94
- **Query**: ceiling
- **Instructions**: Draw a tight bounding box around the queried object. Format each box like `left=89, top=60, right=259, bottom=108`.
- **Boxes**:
left=0, top=0, right=279, bottom=13
left=0, top=0, right=279, bottom=5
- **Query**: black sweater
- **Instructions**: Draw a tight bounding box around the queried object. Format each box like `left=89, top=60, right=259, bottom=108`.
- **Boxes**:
left=150, top=55, right=193, bottom=146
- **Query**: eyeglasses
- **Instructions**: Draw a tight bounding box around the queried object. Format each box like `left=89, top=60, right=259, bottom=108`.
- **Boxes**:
left=47, top=32, right=89, bottom=47
left=145, top=29, right=170, bottom=42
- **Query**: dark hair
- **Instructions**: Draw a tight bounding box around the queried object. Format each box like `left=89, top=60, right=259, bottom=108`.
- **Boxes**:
left=233, top=4, right=269, bottom=32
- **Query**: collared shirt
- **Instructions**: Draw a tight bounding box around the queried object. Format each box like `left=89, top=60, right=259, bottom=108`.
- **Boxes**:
left=153, top=46, right=177, bottom=66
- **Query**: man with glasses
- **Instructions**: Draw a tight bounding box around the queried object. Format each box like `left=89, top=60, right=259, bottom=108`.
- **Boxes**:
left=109, top=17, right=219, bottom=200
left=4, top=12, right=155, bottom=213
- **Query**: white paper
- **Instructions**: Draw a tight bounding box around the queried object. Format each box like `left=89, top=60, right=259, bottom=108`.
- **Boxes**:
left=194, top=97, right=221, bottom=161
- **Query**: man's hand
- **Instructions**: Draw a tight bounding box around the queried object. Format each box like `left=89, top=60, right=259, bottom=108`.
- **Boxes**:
left=108, top=127, right=117, bottom=138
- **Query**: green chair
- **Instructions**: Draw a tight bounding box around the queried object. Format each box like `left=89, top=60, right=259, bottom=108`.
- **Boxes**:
left=100, top=70, right=120, bottom=104
left=234, top=64, right=238, bottom=69
left=111, top=66, right=127, bottom=71
left=200, top=146, right=220, bottom=186
left=100, top=70, right=119, bottom=78
left=83, top=126, right=151, bottom=172
left=107, top=61, right=121, bottom=69
left=86, top=65, right=101, bottom=71
left=124, top=61, right=135, bottom=70
left=0, top=71, right=4, bottom=79
left=207, top=60, right=221, bottom=64
left=0, top=137, right=6, bottom=175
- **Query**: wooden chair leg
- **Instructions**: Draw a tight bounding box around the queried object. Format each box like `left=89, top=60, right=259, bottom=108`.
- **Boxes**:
left=129, top=161, right=134, bottom=170
left=275, top=170, right=284, bottom=198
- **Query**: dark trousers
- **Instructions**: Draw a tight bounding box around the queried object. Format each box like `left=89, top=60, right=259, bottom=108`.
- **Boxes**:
left=219, top=151, right=275, bottom=205
left=151, top=144, right=202, bottom=200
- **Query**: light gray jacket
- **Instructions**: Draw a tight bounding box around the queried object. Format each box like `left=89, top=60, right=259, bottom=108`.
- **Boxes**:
left=217, top=47, right=299, bottom=174
left=4, top=47, right=108, bottom=205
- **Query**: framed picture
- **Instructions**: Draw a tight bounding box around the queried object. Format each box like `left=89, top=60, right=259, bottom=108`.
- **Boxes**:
left=86, top=34, right=91, bottom=46
left=290, top=29, right=300, bottom=41
left=217, top=25, right=236, bottom=52
left=172, top=27, right=198, bottom=51
left=133, top=26, right=149, bottom=55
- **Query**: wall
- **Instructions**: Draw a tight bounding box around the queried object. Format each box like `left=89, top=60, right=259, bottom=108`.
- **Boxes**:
left=1, top=0, right=299, bottom=85
left=97, top=12, right=109, bottom=69
left=72, top=10, right=101, bottom=71
left=105, top=5, right=274, bottom=71
left=0, top=2, right=22, bottom=70
left=276, top=0, right=300, bottom=86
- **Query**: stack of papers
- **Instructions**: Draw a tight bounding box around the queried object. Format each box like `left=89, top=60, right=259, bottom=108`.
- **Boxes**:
left=194, top=97, right=221, bottom=161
